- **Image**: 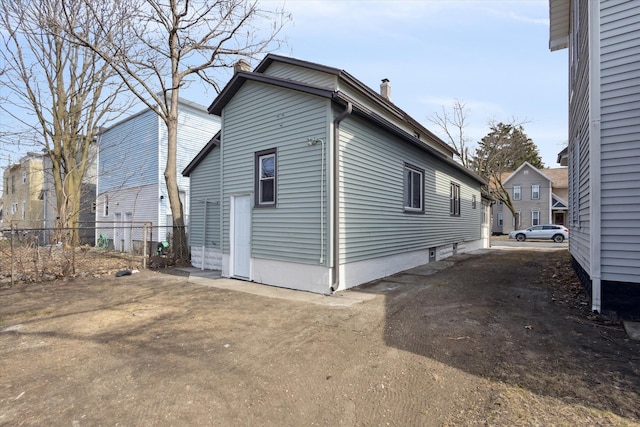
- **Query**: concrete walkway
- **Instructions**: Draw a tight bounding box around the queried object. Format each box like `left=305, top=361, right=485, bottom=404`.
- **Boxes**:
left=177, top=267, right=377, bottom=307
left=174, top=251, right=490, bottom=308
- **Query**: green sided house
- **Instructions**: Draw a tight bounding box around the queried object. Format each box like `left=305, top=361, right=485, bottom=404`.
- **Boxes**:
left=183, top=55, right=488, bottom=294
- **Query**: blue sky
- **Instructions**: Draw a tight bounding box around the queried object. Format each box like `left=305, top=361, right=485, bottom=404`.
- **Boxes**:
left=193, top=0, right=568, bottom=167
left=1, top=0, right=567, bottom=178
left=270, top=0, right=569, bottom=168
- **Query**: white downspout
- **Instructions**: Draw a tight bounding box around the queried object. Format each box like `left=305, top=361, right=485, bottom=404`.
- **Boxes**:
left=332, top=102, right=352, bottom=293
left=219, top=114, right=225, bottom=275
left=589, top=1, right=602, bottom=313
left=202, top=198, right=207, bottom=270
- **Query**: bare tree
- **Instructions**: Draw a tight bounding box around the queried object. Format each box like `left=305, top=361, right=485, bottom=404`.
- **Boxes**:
left=0, top=0, right=130, bottom=241
left=66, top=0, right=290, bottom=262
left=429, top=99, right=473, bottom=168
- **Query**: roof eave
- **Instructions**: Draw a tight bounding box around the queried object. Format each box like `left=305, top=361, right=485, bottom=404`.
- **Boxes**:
left=549, top=0, right=570, bottom=51
left=208, top=71, right=334, bottom=115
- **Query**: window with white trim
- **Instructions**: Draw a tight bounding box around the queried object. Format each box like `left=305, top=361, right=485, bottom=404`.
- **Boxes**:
left=531, top=183, right=540, bottom=200
left=104, top=195, right=109, bottom=216
left=532, top=210, right=540, bottom=226
left=22, top=171, right=26, bottom=183
left=497, top=212, right=503, bottom=226
left=450, top=182, right=461, bottom=216
left=255, top=148, right=277, bottom=207
left=513, top=185, right=522, bottom=201
left=404, top=163, right=424, bottom=213
left=472, top=194, right=477, bottom=209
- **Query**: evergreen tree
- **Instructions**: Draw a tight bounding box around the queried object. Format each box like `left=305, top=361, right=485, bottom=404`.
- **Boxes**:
left=472, top=122, right=544, bottom=223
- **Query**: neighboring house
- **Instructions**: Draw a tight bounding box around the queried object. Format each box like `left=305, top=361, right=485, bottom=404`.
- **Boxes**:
left=183, top=54, right=488, bottom=294
left=96, top=99, right=221, bottom=252
left=41, top=143, right=98, bottom=244
left=550, top=0, right=640, bottom=317
left=492, top=162, right=568, bottom=234
left=1, top=153, right=44, bottom=229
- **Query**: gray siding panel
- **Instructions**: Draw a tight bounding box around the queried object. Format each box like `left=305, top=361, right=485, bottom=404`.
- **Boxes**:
left=221, top=81, right=330, bottom=264
left=599, top=0, right=640, bottom=283
left=339, top=114, right=481, bottom=263
left=566, top=0, right=591, bottom=274
left=262, top=62, right=337, bottom=88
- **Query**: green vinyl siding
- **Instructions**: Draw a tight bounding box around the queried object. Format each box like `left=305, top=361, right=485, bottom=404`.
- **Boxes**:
left=189, top=146, right=221, bottom=248
left=221, top=81, right=330, bottom=264
left=339, top=114, right=481, bottom=263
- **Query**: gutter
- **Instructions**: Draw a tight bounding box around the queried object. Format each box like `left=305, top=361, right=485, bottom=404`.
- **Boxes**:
left=331, top=101, right=352, bottom=292
left=588, top=1, right=602, bottom=313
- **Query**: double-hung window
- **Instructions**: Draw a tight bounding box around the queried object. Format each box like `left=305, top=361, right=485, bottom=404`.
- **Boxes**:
left=531, top=184, right=540, bottom=200
left=403, top=163, right=424, bottom=213
left=513, top=185, right=522, bottom=201
left=450, top=182, right=461, bottom=216
left=255, top=148, right=277, bottom=207
left=532, top=210, right=540, bottom=226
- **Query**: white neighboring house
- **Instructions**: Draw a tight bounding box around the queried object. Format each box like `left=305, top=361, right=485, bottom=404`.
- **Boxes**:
left=550, top=0, right=640, bottom=318
left=96, top=99, right=220, bottom=253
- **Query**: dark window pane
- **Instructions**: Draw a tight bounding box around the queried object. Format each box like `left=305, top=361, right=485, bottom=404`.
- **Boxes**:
left=412, top=172, right=421, bottom=208
left=261, top=179, right=274, bottom=203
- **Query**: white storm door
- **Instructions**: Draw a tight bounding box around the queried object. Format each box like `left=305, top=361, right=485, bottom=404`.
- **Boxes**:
left=231, top=195, right=251, bottom=279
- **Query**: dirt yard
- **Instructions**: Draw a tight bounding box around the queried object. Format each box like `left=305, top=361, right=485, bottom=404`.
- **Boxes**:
left=1, top=248, right=639, bottom=426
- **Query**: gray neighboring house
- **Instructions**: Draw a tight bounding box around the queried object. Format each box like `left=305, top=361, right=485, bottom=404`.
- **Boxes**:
left=492, top=162, right=568, bottom=235
left=550, top=0, right=640, bottom=318
left=183, top=54, right=488, bottom=294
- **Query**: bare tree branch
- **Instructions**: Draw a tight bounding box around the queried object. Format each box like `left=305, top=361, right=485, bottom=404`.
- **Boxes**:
left=428, top=99, right=473, bottom=168
left=64, top=0, right=290, bottom=261
left=0, top=0, right=132, bottom=239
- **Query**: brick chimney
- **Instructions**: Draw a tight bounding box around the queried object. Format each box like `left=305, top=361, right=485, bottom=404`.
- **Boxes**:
left=233, top=59, right=251, bottom=73
left=380, top=78, right=391, bottom=101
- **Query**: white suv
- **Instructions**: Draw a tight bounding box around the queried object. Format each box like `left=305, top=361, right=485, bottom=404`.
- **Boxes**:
left=508, top=225, right=569, bottom=243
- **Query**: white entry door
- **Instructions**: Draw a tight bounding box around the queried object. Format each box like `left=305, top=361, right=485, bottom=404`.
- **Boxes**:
left=231, top=195, right=251, bottom=279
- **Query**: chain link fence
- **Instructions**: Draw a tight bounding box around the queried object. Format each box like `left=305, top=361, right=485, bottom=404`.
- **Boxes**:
left=0, top=222, right=186, bottom=286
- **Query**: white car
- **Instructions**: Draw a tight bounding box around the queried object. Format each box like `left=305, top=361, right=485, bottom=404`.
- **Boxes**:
left=508, top=225, right=569, bottom=243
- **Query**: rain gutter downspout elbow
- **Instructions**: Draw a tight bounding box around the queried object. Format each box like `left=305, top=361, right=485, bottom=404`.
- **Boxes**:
left=331, top=101, right=352, bottom=293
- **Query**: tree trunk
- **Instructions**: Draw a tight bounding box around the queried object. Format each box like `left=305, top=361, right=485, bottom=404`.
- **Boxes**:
left=164, top=105, right=188, bottom=263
